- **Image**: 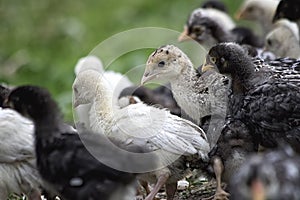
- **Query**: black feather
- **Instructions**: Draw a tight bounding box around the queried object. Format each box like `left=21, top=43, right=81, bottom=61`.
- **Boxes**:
left=273, top=0, right=300, bottom=22
left=201, top=0, right=227, bottom=13
left=7, top=85, right=156, bottom=200
left=207, top=43, right=300, bottom=153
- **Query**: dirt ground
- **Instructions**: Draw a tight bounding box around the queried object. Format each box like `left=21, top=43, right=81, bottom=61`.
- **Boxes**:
left=138, top=179, right=227, bottom=200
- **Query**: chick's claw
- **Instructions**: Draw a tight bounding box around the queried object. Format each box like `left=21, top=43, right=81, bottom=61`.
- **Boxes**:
left=213, top=189, right=230, bottom=200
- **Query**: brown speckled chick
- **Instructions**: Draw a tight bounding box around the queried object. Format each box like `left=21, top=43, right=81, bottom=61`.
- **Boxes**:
left=142, top=45, right=230, bottom=148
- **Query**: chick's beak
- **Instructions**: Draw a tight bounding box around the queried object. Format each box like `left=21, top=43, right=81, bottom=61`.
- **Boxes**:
left=2, top=98, right=10, bottom=108
left=235, top=11, right=242, bottom=20
left=251, top=179, right=265, bottom=200
left=141, top=68, right=156, bottom=85
left=178, top=26, right=192, bottom=42
left=201, top=55, right=217, bottom=73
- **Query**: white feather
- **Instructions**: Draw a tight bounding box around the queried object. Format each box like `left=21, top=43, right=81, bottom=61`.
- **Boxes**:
left=274, top=19, right=299, bottom=41
left=0, top=107, right=42, bottom=199
left=190, top=8, right=235, bottom=31
left=74, top=55, right=103, bottom=75
left=73, top=70, right=210, bottom=159
left=265, top=19, right=300, bottom=58
left=73, top=55, right=133, bottom=130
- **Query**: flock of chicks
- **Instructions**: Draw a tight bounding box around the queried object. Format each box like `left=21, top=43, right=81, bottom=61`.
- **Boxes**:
left=1, top=0, right=300, bottom=200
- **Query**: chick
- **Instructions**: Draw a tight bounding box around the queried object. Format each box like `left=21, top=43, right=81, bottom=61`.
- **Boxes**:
left=202, top=42, right=300, bottom=153
left=73, top=55, right=133, bottom=130
left=265, top=19, right=300, bottom=58
left=6, top=85, right=157, bottom=200
left=73, top=70, right=210, bottom=200
left=0, top=85, right=43, bottom=200
left=236, top=0, right=280, bottom=36
left=273, top=0, right=300, bottom=37
left=230, top=146, right=300, bottom=200
left=0, top=107, right=42, bottom=200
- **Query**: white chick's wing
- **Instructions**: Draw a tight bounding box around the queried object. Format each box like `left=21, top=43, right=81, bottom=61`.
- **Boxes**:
left=112, top=103, right=209, bottom=157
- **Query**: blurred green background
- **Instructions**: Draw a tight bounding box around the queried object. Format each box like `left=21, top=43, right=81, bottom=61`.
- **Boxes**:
left=0, top=0, right=244, bottom=122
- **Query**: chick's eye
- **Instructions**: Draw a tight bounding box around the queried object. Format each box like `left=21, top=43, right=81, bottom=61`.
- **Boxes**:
left=267, top=39, right=272, bottom=46
left=210, top=56, right=217, bottom=63
left=194, top=28, right=201, bottom=33
left=158, top=61, right=165, bottom=67
left=193, top=26, right=204, bottom=34
left=247, top=6, right=254, bottom=12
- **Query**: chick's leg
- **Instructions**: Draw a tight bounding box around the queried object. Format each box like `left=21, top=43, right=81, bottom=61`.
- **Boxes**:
left=212, top=157, right=230, bottom=200
left=202, top=157, right=230, bottom=200
left=144, top=173, right=170, bottom=200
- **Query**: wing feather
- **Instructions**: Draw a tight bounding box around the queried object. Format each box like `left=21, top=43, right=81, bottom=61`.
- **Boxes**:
left=113, top=103, right=209, bottom=156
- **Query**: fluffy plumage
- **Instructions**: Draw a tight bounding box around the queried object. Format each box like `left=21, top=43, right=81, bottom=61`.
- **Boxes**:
left=265, top=19, right=300, bottom=58
left=202, top=42, right=300, bottom=153
left=236, top=0, right=279, bottom=36
left=179, top=14, right=263, bottom=48
left=178, top=8, right=235, bottom=48
left=230, top=146, right=300, bottom=200
left=0, top=107, right=42, bottom=200
left=235, top=44, right=276, bottom=61
left=118, top=95, right=142, bottom=108
left=201, top=0, right=227, bottom=13
left=186, top=118, right=256, bottom=200
left=273, top=0, right=300, bottom=40
left=6, top=85, right=155, bottom=200
left=74, top=55, right=133, bottom=96
left=73, top=55, right=133, bottom=130
left=273, top=0, right=300, bottom=22
left=209, top=119, right=256, bottom=182
left=142, top=45, right=230, bottom=148
left=142, top=46, right=259, bottom=199
left=0, top=85, right=44, bottom=200
left=74, top=55, right=103, bottom=75
left=73, top=69, right=210, bottom=200
left=231, top=27, right=264, bottom=47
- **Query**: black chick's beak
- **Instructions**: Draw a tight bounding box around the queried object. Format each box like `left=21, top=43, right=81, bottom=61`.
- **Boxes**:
left=201, top=55, right=217, bottom=73
left=2, top=98, right=10, bottom=108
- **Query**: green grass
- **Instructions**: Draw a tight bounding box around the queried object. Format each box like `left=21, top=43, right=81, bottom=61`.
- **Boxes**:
left=0, top=0, right=244, bottom=123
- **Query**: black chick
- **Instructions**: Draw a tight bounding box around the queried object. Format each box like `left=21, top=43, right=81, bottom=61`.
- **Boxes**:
left=206, top=119, right=257, bottom=200
left=230, top=146, right=300, bottom=200
left=231, top=27, right=264, bottom=48
left=202, top=42, right=300, bottom=153
left=179, top=14, right=263, bottom=48
left=6, top=85, right=157, bottom=200
left=273, top=0, right=300, bottom=43
left=239, top=44, right=276, bottom=61
left=273, top=0, right=300, bottom=22
left=119, top=84, right=181, bottom=116
left=201, top=0, right=228, bottom=13
left=1, top=84, right=60, bottom=199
